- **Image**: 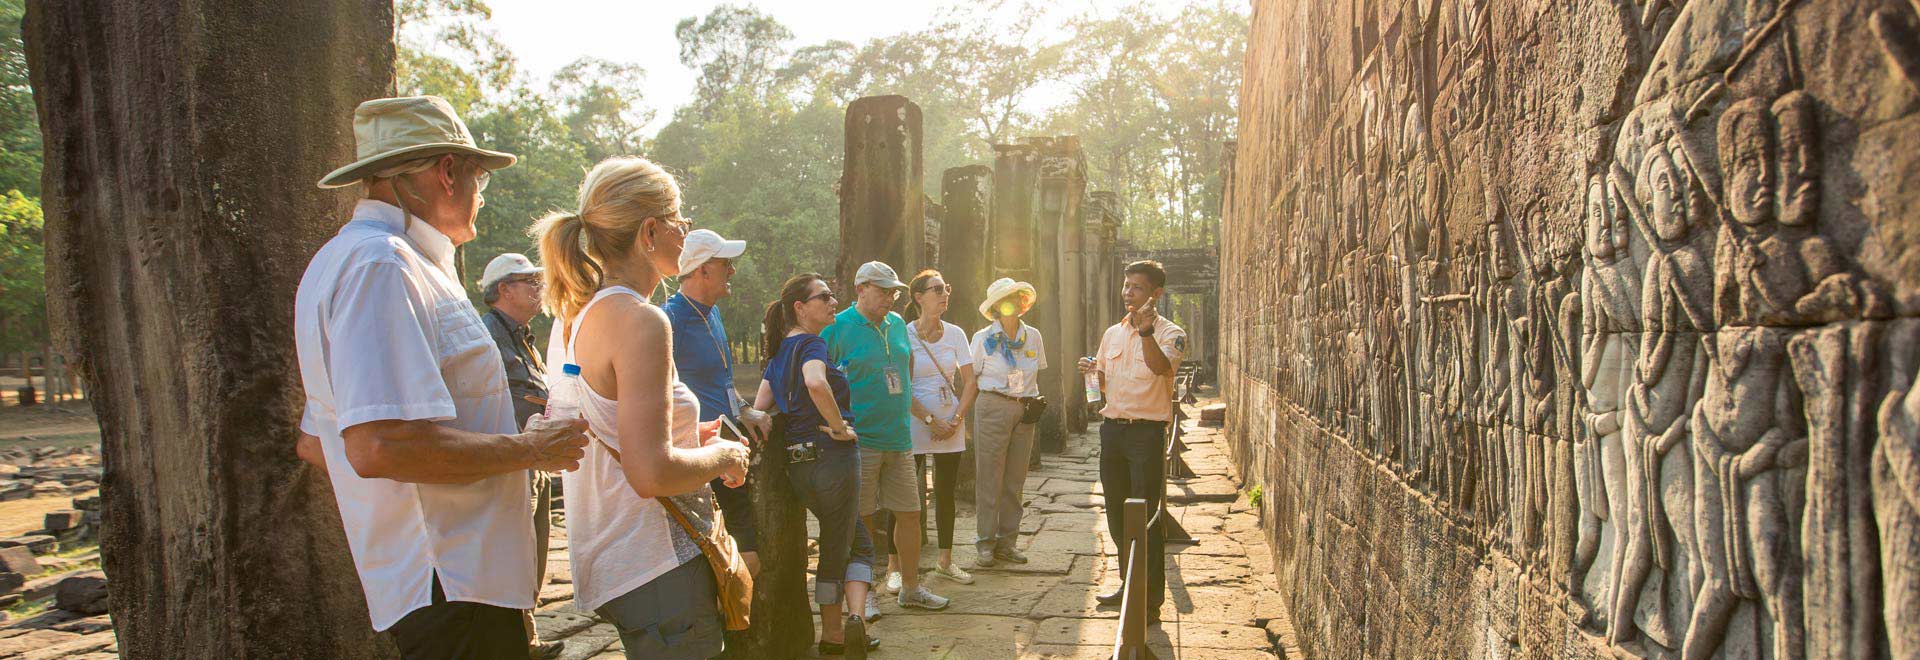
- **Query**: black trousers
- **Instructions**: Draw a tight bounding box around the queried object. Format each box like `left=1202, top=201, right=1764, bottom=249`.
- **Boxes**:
left=1100, top=420, right=1167, bottom=608
left=388, top=574, right=530, bottom=660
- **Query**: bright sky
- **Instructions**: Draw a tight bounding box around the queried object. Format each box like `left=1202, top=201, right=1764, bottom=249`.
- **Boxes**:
left=486, top=0, right=1149, bottom=133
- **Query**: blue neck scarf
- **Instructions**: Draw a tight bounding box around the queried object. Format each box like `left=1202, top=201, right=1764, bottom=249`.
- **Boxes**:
left=985, top=326, right=1026, bottom=364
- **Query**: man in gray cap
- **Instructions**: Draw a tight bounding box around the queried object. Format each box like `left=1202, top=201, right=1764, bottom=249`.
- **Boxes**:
left=293, top=95, right=587, bottom=658
left=823, top=261, right=952, bottom=620
left=476, top=251, right=567, bottom=659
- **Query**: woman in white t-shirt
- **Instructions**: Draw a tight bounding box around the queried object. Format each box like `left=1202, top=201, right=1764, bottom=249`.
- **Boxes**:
left=897, top=269, right=978, bottom=586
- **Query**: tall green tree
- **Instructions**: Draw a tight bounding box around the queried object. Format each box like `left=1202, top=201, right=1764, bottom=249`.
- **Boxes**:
left=0, top=189, right=43, bottom=355
left=0, top=0, right=37, bottom=197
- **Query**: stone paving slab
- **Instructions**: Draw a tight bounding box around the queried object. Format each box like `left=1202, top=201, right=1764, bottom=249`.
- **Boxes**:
left=511, top=398, right=1288, bottom=660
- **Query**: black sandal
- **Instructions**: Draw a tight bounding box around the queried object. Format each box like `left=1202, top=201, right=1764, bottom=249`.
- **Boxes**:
left=817, top=615, right=881, bottom=657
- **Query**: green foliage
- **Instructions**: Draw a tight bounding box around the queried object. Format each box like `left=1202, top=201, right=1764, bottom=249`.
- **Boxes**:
left=1248, top=484, right=1262, bottom=509
left=0, top=190, right=46, bottom=353
left=0, top=0, right=35, bottom=198
left=390, top=0, right=1245, bottom=349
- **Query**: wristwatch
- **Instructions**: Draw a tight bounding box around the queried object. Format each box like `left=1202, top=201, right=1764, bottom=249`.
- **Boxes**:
left=923, top=413, right=937, bottom=425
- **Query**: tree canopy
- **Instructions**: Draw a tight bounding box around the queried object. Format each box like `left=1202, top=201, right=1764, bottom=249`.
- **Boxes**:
left=396, top=0, right=1245, bottom=351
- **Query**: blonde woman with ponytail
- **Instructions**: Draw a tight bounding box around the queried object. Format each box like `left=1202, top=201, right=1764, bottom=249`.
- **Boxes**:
left=534, top=156, right=749, bottom=660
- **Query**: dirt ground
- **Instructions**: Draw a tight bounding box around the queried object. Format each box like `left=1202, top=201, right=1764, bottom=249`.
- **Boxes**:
left=0, top=398, right=101, bottom=537
left=0, top=397, right=100, bottom=449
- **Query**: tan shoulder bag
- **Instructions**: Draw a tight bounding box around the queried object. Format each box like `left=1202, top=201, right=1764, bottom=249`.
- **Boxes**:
left=598, top=439, right=753, bottom=631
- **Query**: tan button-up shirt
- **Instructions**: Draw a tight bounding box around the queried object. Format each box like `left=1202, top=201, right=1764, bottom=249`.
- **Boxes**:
left=1094, top=316, right=1187, bottom=422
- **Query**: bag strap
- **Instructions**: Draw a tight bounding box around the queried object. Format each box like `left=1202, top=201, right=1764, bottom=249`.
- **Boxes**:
left=912, top=321, right=960, bottom=400
left=656, top=495, right=720, bottom=552
left=593, top=439, right=728, bottom=557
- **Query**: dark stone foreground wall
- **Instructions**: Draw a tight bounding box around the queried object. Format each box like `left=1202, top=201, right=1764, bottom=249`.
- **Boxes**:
left=1219, top=0, right=1920, bottom=658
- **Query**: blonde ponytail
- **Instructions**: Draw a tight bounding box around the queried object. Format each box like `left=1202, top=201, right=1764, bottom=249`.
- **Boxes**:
left=531, top=156, right=682, bottom=324
left=533, top=210, right=599, bottom=323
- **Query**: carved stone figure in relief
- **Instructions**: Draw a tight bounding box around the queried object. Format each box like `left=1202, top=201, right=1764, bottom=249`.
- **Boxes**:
left=1875, top=321, right=1920, bottom=660
left=1482, top=216, right=1523, bottom=551
left=1684, top=97, right=1808, bottom=660
left=1575, top=168, right=1641, bottom=632
left=1620, top=133, right=1710, bottom=652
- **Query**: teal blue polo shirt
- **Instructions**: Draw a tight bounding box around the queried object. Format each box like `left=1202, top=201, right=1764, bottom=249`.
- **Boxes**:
left=821, top=306, right=913, bottom=452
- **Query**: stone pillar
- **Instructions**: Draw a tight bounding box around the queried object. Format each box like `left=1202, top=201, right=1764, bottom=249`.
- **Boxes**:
left=837, top=95, right=923, bottom=292
left=941, top=165, right=992, bottom=502
left=989, top=143, right=1044, bottom=466
left=922, top=193, right=942, bottom=272
left=942, top=165, right=993, bottom=330
left=23, top=1, right=396, bottom=657
left=1085, top=191, right=1124, bottom=367
left=1032, top=137, right=1089, bottom=438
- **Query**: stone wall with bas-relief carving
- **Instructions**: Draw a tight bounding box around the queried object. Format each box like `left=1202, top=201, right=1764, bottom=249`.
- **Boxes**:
left=1218, top=0, right=1920, bottom=658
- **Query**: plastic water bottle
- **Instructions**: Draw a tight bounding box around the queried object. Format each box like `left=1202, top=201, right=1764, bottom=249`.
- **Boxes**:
left=1083, top=358, right=1102, bottom=403
left=533, top=364, right=584, bottom=430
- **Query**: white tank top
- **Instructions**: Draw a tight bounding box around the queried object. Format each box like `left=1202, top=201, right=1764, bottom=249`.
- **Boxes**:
left=547, top=286, right=714, bottom=612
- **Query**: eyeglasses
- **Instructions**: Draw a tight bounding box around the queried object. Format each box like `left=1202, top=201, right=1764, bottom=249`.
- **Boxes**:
left=919, top=284, right=954, bottom=295
left=657, top=210, right=692, bottom=235
left=807, top=290, right=838, bottom=303
left=509, top=277, right=543, bottom=289
left=474, top=168, right=491, bottom=193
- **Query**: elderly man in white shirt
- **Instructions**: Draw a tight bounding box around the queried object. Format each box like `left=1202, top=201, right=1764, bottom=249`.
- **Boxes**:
left=293, top=96, right=588, bottom=659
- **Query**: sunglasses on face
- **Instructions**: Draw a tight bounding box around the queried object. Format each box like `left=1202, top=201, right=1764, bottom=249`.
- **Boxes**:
left=473, top=168, right=491, bottom=193
left=808, top=290, right=838, bottom=304
left=920, top=284, right=953, bottom=295
left=656, top=211, right=691, bottom=235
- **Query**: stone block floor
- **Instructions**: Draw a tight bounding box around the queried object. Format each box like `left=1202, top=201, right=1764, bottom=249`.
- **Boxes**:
left=534, top=399, right=1300, bottom=659
left=0, top=400, right=1299, bottom=659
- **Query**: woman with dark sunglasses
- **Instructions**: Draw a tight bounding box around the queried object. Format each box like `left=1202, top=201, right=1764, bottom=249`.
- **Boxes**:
left=745, top=274, right=881, bottom=657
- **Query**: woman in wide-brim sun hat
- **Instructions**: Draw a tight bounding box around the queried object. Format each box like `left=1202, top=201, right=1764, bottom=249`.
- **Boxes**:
left=977, top=278, right=1036, bottom=321
left=965, top=277, right=1045, bottom=568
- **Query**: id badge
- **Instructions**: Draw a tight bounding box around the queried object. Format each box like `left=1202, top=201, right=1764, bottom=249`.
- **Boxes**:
left=885, top=366, right=904, bottom=395
left=725, top=388, right=745, bottom=418
left=1007, top=369, right=1030, bottom=394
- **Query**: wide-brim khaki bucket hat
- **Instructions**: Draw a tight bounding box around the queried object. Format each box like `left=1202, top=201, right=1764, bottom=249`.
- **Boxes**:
left=316, top=95, right=518, bottom=189
left=979, top=277, right=1037, bottom=320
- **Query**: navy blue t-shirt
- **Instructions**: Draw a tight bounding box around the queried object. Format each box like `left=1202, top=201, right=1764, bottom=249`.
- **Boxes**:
left=662, top=291, right=733, bottom=422
left=766, top=334, right=852, bottom=446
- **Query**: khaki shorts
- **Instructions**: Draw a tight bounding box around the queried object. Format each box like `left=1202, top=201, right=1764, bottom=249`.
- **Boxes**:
left=859, top=447, right=920, bottom=515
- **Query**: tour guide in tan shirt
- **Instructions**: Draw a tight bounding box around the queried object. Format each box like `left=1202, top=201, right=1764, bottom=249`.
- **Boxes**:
left=1080, top=259, right=1186, bottom=619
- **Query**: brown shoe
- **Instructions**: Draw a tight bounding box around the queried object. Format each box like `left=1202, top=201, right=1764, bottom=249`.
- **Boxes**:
left=528, top=639, right=566, bottom=660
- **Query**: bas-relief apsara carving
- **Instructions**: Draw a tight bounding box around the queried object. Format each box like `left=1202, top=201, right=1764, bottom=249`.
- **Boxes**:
left=1221, top=1, right=1915, bottom=657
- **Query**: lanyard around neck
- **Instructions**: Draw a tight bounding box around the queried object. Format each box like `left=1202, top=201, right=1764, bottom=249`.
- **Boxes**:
left=681, top=293, right=733, bottom=373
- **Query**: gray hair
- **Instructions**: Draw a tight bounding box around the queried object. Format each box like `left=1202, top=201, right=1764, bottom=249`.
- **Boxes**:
left=482, top=279, right=505, bottom=306
left=365, top=153, right=477, bottom=227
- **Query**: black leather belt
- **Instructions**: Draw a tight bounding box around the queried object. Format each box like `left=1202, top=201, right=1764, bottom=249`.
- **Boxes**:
left=983, top=390, right=1028, bottom=400
left=1102, top=417, right=1167, bottom=426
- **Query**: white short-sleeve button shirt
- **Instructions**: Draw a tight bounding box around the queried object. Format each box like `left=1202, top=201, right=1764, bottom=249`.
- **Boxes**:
left=294, top=200, right=533, bottom=631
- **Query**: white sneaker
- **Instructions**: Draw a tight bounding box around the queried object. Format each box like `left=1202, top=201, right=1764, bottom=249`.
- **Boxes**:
left=933, top=563, right=975, bottom=585
left=897, top=585, right=951, bottom=610
left=884, top=570, right=903, bottom=594
left=865, top=591, right=883, bottom=621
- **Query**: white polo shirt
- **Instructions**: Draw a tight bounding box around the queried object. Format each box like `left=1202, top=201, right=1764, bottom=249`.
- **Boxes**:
left=295, top=200, right=534, bottom=631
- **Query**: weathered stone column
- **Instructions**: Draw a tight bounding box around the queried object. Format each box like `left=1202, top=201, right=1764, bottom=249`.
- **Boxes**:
left=922, top=193, right=942, bottom=272
left=941, top=164, right=992, bottom=501
left=1032, top=137, right=1089, bottom=438
left=1084, top=190, right=1123, bottom=385
left=23, top=1, right=395, bottom=657
left=942, top=165, right=994, bottom=330
left=837, top=95, right=923, bottom=291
